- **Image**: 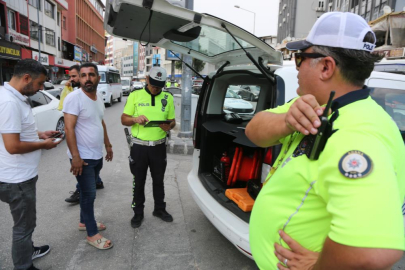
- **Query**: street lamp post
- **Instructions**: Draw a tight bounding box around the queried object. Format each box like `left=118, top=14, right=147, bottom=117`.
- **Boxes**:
left=234, top=5, right=256, bottom=35
left=37, top=0, right=41, bottom=61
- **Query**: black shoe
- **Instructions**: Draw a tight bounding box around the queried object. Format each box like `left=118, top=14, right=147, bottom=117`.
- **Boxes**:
left=27, top=265, right=40, bottom=270
left=32, top=245, right=50, bottom=261
left=131, top=213, right=144, bottom=228
left=96, top=182, right=104, bottom=189
left=153, top=209, right=173, bottom=222
left=65, top=190, right=80, bottom=203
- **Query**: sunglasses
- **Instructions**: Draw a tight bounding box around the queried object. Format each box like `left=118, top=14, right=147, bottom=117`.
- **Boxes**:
left=293, top=52, right=327, bottom=67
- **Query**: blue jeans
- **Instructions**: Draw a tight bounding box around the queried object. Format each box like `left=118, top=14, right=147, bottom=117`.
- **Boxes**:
left=76, top=176, right=102, bottom=191
left=0, top=176, right=38, bottom=270
left=71, top=158, right=103, bottom=237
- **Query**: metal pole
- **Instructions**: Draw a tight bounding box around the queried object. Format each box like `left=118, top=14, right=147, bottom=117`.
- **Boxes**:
left=37, top=0, right=41, bottom=61
left=171, top=60, right=175, bottom=82
left=178, top=0, right=194, bottom=138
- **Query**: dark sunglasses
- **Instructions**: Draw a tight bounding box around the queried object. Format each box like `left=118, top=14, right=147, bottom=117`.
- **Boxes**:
left=293, top=52, right=327, bottom=67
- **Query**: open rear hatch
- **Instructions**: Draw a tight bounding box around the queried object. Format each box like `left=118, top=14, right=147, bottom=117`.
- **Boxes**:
left=104, top=0, right=282, bottom=67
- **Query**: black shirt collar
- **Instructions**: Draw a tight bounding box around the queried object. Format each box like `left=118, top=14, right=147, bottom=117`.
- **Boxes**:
left=144, top=84, right=162, bottom=97
left=331, top=86, right=370, bottom=112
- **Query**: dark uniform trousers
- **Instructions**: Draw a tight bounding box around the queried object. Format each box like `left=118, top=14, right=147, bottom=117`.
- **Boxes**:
left=130, top=142, right=167, bottom=214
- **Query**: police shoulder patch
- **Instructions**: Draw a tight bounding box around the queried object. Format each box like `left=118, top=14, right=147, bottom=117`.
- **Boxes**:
left=338, top=150, right=373, bottom=179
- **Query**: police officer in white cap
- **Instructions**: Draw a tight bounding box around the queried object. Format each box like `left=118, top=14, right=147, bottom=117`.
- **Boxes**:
left=121, top=66, right=176, bottom=228
left=246, top=12, right=404, bottom=270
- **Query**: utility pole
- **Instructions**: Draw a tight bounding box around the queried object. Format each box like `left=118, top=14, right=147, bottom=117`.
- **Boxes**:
left=178, top=0, right=194, bottom=138
left=37, top=0, right=41, bottom=62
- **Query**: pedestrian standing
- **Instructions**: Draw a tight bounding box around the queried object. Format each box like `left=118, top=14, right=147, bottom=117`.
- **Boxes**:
left=121, top=66, right=176, bottom=228
left=0, top=59, right=62, bottom=270
left=61, top=65, right=104, bottom=204
left=63, top=63, right=113, bottom=249
left=246, top=12, right=405, bottom=270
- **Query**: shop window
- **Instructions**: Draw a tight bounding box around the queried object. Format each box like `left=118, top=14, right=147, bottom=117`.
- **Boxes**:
left=28, top=0, right=41, bottom=10
left=45, top=28, right=55, bottom=46
left=8, top=9, right=16, bottom=31
left=44, top=1, right=54, bottom=19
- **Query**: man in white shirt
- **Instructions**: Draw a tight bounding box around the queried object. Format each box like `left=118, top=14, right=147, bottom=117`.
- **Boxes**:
left=61, top=65, right=104, bottom=204
left=0, top=59, right=62, bottom=270
left=63, top=63, right=114, bottom=249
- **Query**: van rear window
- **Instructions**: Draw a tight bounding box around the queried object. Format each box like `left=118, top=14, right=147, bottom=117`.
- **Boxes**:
left=370, top=88, right=405, bottom=132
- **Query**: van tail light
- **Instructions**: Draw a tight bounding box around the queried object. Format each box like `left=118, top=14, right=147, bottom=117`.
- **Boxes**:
left=264, top=148, right=272, bottom=165
left=193, top=110, right=198, bottom=147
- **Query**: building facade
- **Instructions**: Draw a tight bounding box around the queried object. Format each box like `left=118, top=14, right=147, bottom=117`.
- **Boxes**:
left=277, top=0, right=402, bottom=44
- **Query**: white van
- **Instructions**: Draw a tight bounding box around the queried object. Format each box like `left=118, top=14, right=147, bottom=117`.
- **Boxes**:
left=121, top=77, right=131, bottom=96
left=97, top=65, right=123, bottom=107
left=104, top=0, right=405, bottom=259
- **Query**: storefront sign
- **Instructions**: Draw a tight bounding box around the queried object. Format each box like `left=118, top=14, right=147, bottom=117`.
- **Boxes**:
left=8, top=29, right=30, bottom=47
left=32, top=51, right=49, bottom=65
left=74, top=46, right=82, bottom=61
left=0, top=40, right=21, bottom=60
left=55, top=57, right=77, bottom=68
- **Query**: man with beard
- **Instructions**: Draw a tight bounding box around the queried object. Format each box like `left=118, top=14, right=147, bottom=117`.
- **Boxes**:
left=63, top=63, right=113, bottom=249
left=61, top=65, right=104, bottom=204
left=0, top=59, right=62, bottom=270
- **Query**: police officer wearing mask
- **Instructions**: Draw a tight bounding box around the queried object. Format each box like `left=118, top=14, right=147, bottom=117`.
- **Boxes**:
left=121, top=66, right=176, bottom=228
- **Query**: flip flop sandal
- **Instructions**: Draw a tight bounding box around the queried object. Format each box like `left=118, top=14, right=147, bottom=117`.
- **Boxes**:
left=78, top=222, right=106, bottom=231
left=86, top=237, right=113, bottom=250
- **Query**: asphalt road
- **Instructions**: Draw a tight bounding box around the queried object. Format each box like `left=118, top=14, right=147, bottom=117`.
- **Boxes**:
left=1, top=96, right=404, bottom=270
left=0, top=97, right=258, bottom=270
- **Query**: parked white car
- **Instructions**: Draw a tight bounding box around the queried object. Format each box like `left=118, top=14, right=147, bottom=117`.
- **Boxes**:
left=224, top=89, right=254, bottom=115
left=43, top=82, right=62, bottom=99
left=97, top=65, right=123, bottom=107
left=28, top=90, right=64, bottom=133
left=104, top=0, right=405, bottom=259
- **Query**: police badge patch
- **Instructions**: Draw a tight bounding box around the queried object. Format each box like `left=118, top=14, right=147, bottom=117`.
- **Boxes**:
left=338, top=150, right=373, bottom=179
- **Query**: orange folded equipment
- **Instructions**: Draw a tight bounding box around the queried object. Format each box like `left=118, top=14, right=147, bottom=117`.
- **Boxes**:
left=225, top=188, right=255, bottom=212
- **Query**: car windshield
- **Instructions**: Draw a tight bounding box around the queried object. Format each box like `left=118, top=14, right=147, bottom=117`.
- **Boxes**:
left=172, top=25, right=254, bottom=57
left=226, top=89, right=240, bottom=99
left=122, top=80, right=130, bottom=86
left=99, top=72, right=106, bottom=83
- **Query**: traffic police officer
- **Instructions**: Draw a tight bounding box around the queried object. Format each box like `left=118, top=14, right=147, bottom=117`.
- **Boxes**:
left=121, top=66, right=176, bottom=228
left=246, top=12, right=405, bottom=270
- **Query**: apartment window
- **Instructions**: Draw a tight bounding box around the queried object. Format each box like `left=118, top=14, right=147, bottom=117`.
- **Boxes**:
left=44, top=1, right=54, bottom=18
left=62, top=16, right=66, bottom=29
left=58, top=37, right=61, bottom=51
left=30, top=20, right=42, bottom=42
left=29, top=0, right=41, bottom=10
left=20, top=15, right=29, bottom=36
left=8, top=10, right=16, bottom=31
left=57, top=12, right=60, bottom=26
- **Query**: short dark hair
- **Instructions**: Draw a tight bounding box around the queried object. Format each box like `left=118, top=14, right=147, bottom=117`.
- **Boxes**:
left=79, top=63, right=99, bottom=75
left=13, top=59, right=47, bottom=79
left=69, top=65, right=80, bottom=73
left=312, top=32, right=383, bottom=87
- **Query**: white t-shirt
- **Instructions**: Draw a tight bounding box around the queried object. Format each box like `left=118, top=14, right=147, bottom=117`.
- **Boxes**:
left=0, top=83, right=41, bottom=183
left=63, top=89, right=105, bottom=159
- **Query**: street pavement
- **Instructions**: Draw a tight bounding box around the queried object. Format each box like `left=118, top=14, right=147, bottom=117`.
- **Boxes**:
left=1, top=96, right=405, bottom=269
left=0, top=97, right=257, bottom=270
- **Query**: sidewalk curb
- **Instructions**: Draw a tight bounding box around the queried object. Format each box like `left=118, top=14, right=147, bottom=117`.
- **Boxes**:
left=167, top=137, right=194, bottom=155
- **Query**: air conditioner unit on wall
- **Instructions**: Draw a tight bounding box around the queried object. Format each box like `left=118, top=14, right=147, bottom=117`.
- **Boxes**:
left=5, top=34, right=14, bottom=42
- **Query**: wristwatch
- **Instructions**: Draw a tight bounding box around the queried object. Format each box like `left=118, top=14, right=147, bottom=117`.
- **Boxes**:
left=105, top=144, right=112, bottom=148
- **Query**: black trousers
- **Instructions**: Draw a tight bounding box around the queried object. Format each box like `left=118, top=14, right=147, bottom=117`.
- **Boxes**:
left=130, top=143, right=167, bottom=214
